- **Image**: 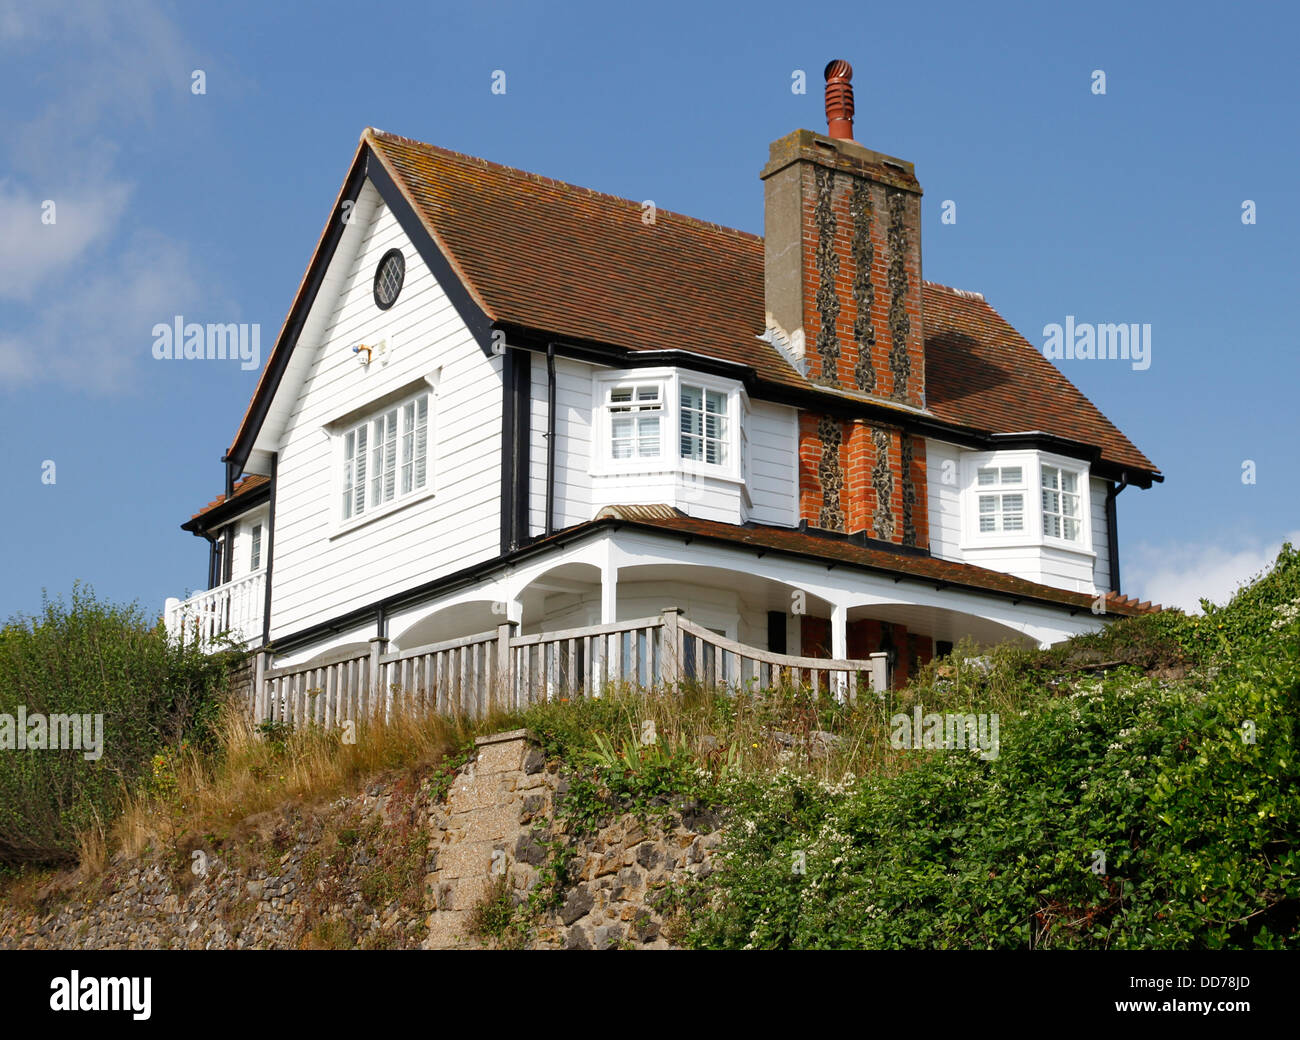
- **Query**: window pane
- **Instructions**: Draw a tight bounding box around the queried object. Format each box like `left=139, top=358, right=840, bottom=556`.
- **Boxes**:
left=1064, top=518, right=1080, bottom=540
left=977, top=467, right=997, bottom=486
left=1043, top=466, right=1059, bottom=490
left=1001, top=466, right=1022, bottom=484
left=1003, top=493, right=1022, bottom=512
left=401, top=402, right=415, bottom=494
left=1062, top=471, right=1078, bottom=493
left=1045, top=514, right=1061, bottom=538
left=354, top=426, right=367, bottom=516
left=638, top=415, right=660, bottom=456
left=979, top=496, right=996, bottom=514
left=413, top=396, right=428, bottom=489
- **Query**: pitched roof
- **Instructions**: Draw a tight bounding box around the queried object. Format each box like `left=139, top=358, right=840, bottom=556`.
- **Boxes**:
left=186, top=474, right=270, bottom=527
left=592, top=505, right=1161, bottom=616
left=364, top=128, right=1157, bottom=475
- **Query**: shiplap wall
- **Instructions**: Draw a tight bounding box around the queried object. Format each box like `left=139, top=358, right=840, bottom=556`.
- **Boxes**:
left=526, top=359, right=799, bottom=532
left=268, top=190, right=502, bottom=639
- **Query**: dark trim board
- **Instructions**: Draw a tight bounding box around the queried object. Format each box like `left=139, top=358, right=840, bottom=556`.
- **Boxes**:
left=182, top=481, right=271, bottom=536
left=499, top=347, right=531, bottom=555
left=224, top=154, right=370, bottom=472
left=363, top=149, right=496, bottom=357
left=261, top=454, right=278, bottom=647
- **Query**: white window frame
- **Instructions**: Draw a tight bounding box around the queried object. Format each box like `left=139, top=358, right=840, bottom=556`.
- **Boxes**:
left=590, top=367, right=746, bottom=485
left=960, top=449, right=1093, bottom=554
left=332, top=385, right=435, bottom=534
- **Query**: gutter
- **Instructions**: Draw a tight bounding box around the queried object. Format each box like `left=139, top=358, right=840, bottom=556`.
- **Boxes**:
left=545, top=342, right=557, bottom=537
left=1105, top=472, right=1130, bottom=595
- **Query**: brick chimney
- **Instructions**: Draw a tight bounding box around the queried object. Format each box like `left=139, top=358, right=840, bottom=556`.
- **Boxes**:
left=761, top=61, right=924, bottom=407
left=772, top=62, right=929, bottom=548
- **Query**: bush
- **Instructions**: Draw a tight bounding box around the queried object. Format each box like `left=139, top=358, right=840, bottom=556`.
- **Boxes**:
left=0, top=586, right=239, bottom=866
left=688, top=545, right=1300, bottom=949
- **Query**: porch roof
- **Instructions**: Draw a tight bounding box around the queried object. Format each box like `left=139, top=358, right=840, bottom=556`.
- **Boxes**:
left=584, top=505, right=1161, bottom=617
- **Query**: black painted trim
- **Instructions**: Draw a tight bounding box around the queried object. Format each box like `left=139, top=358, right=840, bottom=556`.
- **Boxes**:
left=545, top=342, right=556, bottom=538
left=1106, top=475, right=1128, bottom=595
left=225, top=156, right=369, bottom=472
left=512, top=349, right=532, bottom=547
left=261, top=454, right=278, bottom=647
left=364, top=150, right=495, bottom=355
left=181, top=481, right=271, bottom=537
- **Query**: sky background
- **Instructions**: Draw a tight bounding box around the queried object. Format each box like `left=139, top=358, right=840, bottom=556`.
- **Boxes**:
left=1, top=0, right=1296, bottom=622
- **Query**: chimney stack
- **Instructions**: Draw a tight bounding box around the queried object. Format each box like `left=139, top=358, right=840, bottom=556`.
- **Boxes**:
left=761, top=59, right=924, bottom=407
left=766, top=60, right=930, bottom=548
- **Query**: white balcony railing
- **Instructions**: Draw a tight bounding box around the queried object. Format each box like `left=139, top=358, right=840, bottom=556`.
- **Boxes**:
left=165, top=570, right=266, bottom=649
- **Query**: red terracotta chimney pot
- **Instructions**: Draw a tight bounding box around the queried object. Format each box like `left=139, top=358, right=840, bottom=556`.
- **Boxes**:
left=824, top=59, right=854, bottom=140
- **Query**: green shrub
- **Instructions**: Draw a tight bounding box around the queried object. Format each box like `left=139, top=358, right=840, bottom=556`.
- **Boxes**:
left=0, top=586, right=239, bottom=866
left=688, top=545, right=1300, bottom=949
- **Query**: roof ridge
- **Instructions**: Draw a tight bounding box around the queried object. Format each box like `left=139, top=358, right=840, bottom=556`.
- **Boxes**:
left=365, top=127, right=764, bottom=245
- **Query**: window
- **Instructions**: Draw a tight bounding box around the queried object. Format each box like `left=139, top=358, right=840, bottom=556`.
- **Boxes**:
left=373, top=249, right=405, bottom=310
left=608, top=385, right=662, bottom=459
left=250, top=523, right=262, bottom=571
left=594, top=369, right=743, bottom=482
left=975, top=464, right=1025, bottom=533
left=1041, top=464, right=1082, bottom=541
left=962, top=451, right=1091, bottom=552
left=680, top=385, right=728, bottom=465
left=342, top=391, right=430, bottom=521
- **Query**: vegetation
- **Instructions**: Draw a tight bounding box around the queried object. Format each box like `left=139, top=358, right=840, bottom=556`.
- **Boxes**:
left=0, top=586, right=236, bottom=867
left=677, top=544, right=1300, bottom=949
left=3, top=546, right=1298, bottom=950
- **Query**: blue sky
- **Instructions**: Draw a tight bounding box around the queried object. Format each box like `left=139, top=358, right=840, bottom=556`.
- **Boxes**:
left=1, top=0, right=1296, bottom=621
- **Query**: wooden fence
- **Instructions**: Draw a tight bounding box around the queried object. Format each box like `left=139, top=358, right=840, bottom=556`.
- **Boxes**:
left=251, top=609, right=889, bottom=728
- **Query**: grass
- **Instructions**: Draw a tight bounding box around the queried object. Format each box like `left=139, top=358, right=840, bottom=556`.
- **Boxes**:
left=106, top=701, right=519, bottom=863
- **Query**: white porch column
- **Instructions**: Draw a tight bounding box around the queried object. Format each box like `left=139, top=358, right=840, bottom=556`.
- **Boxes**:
left=597, top=538, right=619, bottom=695
left=831, top=602, right=849, bottom=702
left=600, top=538, right=618, bottom=625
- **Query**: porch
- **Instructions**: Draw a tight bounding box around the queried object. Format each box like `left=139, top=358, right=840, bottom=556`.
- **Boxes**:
left=164, top=570, right=266, bottom=648
left=251, top=609, right=890, bottom=727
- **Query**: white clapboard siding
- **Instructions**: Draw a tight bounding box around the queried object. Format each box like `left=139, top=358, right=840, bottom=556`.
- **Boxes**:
left=1090, top=476, right=1111, bottom=594
left=747, top=401, right=798, bottom=527
left=268, top=189, right=502, bottom=638
left=925, top=438, right=965, bottom=562
left=529, top=356, right=593, bottom=534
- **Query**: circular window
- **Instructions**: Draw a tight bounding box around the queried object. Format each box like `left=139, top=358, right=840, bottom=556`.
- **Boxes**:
left=373, top=249, right=405, bottom=310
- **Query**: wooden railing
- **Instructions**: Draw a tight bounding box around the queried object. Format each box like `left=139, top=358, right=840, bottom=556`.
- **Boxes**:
left=165, top=570, right=265, bottom=649
left=250, top=609, right=889, bottom=726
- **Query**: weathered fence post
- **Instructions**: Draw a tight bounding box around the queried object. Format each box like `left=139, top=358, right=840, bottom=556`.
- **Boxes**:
left=660, top=608, right=682, bottom=688
left=253, top=649, right=268, bottom=722
left=496, top=621, right=517, bottom=713
left=370, top=636, right=390, bottom=722
left=870, top=652, right=889, bottom=696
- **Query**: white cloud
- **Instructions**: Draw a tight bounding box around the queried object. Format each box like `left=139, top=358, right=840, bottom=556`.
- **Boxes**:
left=1127, top=530, right=1300, bottom=613
left=0, top=231, right=202, bottom=394
left=0, top=180, right=131, bottom=299
left=0, top=0, right=212, bottom=394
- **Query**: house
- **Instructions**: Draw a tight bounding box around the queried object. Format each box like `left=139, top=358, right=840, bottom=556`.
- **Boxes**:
left=164, top=61, right=1161, bottom=695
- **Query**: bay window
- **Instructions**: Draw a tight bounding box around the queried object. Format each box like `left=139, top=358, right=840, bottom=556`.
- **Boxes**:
left=962, top=451, right=1090, bottom=550
left=594, top=369, right=743, bottom=481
